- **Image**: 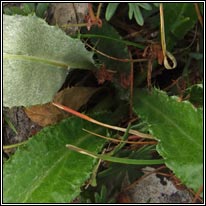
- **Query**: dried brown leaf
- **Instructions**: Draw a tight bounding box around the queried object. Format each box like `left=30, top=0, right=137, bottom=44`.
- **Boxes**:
left=25, top=87, right=98, bottom=126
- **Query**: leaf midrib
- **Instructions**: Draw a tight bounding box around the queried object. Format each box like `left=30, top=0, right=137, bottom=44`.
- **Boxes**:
left=139, top=97, right=201, bottom=148
left=3, top=53, right=69, bottom=69
left=22, top=129, right=102, bottom=202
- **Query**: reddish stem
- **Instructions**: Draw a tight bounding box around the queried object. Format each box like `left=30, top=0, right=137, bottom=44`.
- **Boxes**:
left=52, top=102, right=93, bottom=122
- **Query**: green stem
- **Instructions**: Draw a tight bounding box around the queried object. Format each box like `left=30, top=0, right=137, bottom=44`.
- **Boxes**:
left=66, top=144, right=164, bottom=165
left=74, top=34, right=145, bottom=49
left=3, top=140, right=28, bottom=149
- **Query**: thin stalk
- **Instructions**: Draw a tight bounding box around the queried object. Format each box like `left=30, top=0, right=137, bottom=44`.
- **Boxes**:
left=194, top=3, right=203, bottom=28
left=85, top=43, right=148, bottom=63
left=129, top=51, right=134, bottom=118
left=52, top=102, right=154, bottom=139
left=66, top=144, right=164, bottom=165
left=96, top=3, right=102, bottom=18
left=159, top=3, right=177, bottom=69
left=76, top=34, right=145, bottom=49
left=4, top=115, right=18, bottom=135
left=83, top=129, right=157, bottom=145
left=3, top=140, right=28, bottom=149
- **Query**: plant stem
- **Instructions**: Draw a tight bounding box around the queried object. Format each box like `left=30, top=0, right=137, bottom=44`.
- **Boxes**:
left=53, top=102, right=154, bottom=139
left=3, top=140, right=28, bottom=149
left=83, top=128, right=157, bottom=145
left=76, top=33, right=145, bottom=49
left=159, top=3, right=177, bottom=69
left=85, top=43, right=148, bottom=63
left=194, top=3, right=203, bottom=28
left=66, top=144, right=164, bottom=165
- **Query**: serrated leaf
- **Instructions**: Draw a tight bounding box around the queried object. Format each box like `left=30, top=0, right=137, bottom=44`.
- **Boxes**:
left=3, top=113, right=115, bottom=203
left=3, top=15, right=95, bottom=107
left=133, top=89, right=203, bottom=193
left=185, top=84, right=203, bottom=107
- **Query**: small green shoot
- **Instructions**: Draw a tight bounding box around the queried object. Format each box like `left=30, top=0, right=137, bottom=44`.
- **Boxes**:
left=4, top=115, right=18, bottom=135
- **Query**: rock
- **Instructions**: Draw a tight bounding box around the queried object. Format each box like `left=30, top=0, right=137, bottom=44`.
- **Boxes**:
left=126, top=167, right=193, bottom=203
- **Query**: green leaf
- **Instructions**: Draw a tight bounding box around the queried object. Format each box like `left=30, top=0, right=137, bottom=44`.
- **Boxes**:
left=163, top=3, right=198, bottom=49
left=105, top=3, right=120, bottom=21
left=128, top=3, right=134, bottom=20
left=133, top=88, right=203, bottom=193
left=98, top=145, right=157, bottom=182
left=153, top=3, right=160, bottom=7
left=128, top=4, right=144, bottom=26
left=185, top=84, right=203, bottom=107
left=3, top=113, right=114, bottom=203
left=3, top=15, right=95, bottom=107
left=22, top=3, right=35, bottom=14
left=4, top=6, right=26, bottom=15
left=137, top=3, right=152, bottom=10
left=133, top=5, right=144, bottom=26
left=86, top=21, right=131, bottom=100
left=94, top=185, right=107, bottom=203
left=89, top=145, right=156, bottom=203
left=170, top=4, right=197, bottom=38
left=35, top=3, right=49, bottom=18
left=88, top=21, right=130, bottom=73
